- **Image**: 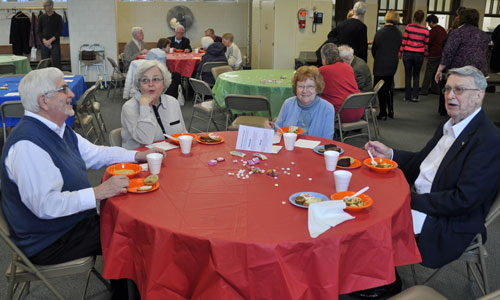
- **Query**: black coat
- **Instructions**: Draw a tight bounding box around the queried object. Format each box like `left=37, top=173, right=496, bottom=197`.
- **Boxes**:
left=10, top=12, right=31, bottom=55
left=394, top=110, right=500, bottom=268
left=490, top=24, right=500, bottom=72
left=196, top=42, right=227, bottom=85
left=168, top=36, right=192, bottom=52
left=372, top=25, right=403, bottom=77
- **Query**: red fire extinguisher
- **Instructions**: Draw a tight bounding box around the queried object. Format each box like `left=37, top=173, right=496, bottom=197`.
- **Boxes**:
left=298, top=8, right=306, bottom=29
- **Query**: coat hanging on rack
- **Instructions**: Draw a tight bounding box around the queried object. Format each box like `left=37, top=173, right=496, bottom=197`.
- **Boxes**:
left=9, top=11, right=31, bottom=55
left=29, top=12, right=41, bottom=49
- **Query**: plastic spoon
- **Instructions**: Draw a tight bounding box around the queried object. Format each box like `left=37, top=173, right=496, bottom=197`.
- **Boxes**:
left=367, top=149, right=377, bottom=166
left=350, top=186, right=370, bottom=198
left=163, top=133, right=179, bottom=142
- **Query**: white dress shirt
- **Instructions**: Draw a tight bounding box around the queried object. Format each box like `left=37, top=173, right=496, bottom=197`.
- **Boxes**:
left=5, top=111, right=137, bottom=220
left=412, top=107, right=481, bottom=234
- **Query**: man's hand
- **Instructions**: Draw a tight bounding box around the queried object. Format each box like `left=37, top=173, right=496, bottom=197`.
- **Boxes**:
left=135, top=147, right=165, bottom=162
left=364, top=141, right=393, bottom=159
left=140, top=49, right=149, bottom=55
left=264, top=120, right=275, bottom=130
left=184, top=49, right=191, bottom=53
left=93, top=175, right=130, bottom=202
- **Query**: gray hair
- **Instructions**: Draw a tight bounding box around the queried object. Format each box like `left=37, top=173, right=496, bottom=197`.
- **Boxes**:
left=447, top=66, right=488, bottom=90
left=134, top=60, right=172, bottom=93
left=201, top=36, right=214, bottom=49
left=175, top=24, right=185, bottom=32
left=338, top=45, right=354, bottom=63
left=19, top=67, right=64, bottom=113
left=321, top=43, right=341, bottom=65
left=131, top=27, right=143, bottom=36
left=353, top=1, right=366, bottom=15
left=205, top=28, right=215, bottom=35
left=44, top=0, right=54, bottom=6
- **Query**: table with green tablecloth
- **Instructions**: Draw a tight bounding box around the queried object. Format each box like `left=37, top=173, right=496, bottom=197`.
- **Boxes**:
left=0, top=55, right=31, bottom=74
left=212, top=69, right=296, bottom=119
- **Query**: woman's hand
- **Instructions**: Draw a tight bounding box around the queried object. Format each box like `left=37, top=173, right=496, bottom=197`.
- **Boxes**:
left=139, top=93, right=155, bottom=106
left=264, top=121, right=275, bottom=130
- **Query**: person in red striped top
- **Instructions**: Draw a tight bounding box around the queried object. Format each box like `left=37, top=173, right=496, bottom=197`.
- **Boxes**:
left=399, top=10, right=429, bottom=102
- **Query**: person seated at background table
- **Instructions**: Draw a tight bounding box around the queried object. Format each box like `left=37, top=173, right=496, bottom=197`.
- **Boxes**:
left=168, top=24, right=192, bottom=53
left=0, top=67, right=164, bottom=299
left=196, top=37, right=228, bottom=85
left=339, top=44, right=372, bottom=93
left=265, top=65, right=334, bottom=139
left=364, top=66, right=500, bottom=293
left=222, top=33, right=242, bottom=70
left=204, top=27, right=222, bottom=43
left=157, top=37, right=171, bottom=53
left=319, top=43, right=361, bottom=123
left=123, top=26, right=149, bottom=72
left=121, top=60, right=186, bottom=150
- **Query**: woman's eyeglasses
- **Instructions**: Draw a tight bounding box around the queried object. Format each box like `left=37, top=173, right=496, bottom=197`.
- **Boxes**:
left=140, top=77, right=164, bottom=85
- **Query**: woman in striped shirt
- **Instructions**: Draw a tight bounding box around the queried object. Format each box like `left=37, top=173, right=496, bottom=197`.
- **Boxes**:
left=399, top=10, right=429, bottom=102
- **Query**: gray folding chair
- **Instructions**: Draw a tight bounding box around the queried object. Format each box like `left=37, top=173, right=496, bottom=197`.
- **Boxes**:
left=211, top=65, right=234, bottom=81
left=108, top=128, right=122, bottom=147
left=335, top=92, right=374, bottom=143
left=198, top=61, right=228, bottom=86
left=411, top=190, right=500, bottom=296
left=388, top=285, right=500, bottom=300
left=0, top=199, right=110, bottom=300
left=0, top=101, right=25, bottom=143
left=36, top=58, right=52, bottom=70
left=74, top=87, right=101, bottom=144
left=224, top=94, right=272, bottom=130
left=188, top=78, right=228, bottom=132
left=106, top=57, right=126, bottom=98
left=367, top=79, right=385, bottom=139
left=0, top=64, right=16, bottom=75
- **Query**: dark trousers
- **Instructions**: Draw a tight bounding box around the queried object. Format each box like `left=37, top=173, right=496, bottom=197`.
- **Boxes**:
left=402, top=51, right=424, bottom=100
left=165, top=71, right=181, bottom=99
left=29, top=215, right=133, bottom=299
left=374, top=75, right=394, bottom=117
left=438, top=77, right=447, bottom=115
left=41, top=42, right=61, bottom=70
left=421, top=56, right=441, bottom=94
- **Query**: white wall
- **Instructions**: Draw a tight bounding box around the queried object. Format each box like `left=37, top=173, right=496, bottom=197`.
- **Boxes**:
left=67, top=0, right=117, bottom=83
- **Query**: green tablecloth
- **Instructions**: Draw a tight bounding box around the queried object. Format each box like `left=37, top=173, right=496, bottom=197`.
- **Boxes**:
left=212, top=69, right=296, bottom=118
left=0, top=55, right=32, bottom=74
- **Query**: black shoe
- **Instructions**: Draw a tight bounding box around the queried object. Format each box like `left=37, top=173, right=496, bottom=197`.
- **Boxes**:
left=349, top=272, right=402, bottom=299
left=377, top=114, right=387, bottom=120
left=388, top=111, right=394, bottom=119
left=410, top=97, right=420, bottom=102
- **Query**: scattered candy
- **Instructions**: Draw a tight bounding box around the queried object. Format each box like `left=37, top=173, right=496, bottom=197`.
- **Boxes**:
left=230, top=151, right=246, bottom=157
left=253, top=153, right=268, bottom=160
left=308, top=178, right=312, bottom=181
left=208, top=160, right=217, bottom=166
left=281, top=168, right=285, bottom=170
left=217, top=157, right=225, bottom=162
left=297, top=174, right=301, bottom=177
left=291, top=162, right=295, bottom=165
left=286, top=168, right=290, bottom=171
left=282, top=201, right=286, bottom=204
left=275, top=184, right=279, bottom=187
left=266, top=169, right=277, bottom=177
left=274, top=177, right=278, bottom=180
left=232, top=159, right=238, bottom=163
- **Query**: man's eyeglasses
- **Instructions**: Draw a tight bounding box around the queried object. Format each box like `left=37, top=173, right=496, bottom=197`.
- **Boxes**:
left=140, top=77, right=164, bottom=85
left=44, top=85, right=70, bottom=96
left=442, top=86, right=480, bottom=95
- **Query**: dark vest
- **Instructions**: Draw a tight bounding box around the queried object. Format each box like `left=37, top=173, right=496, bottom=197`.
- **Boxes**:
left=1, top=116, right=95, bottom=257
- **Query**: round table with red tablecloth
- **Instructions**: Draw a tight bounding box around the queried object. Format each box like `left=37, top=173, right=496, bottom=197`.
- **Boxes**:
left=100, top=131, right=421, bottom=300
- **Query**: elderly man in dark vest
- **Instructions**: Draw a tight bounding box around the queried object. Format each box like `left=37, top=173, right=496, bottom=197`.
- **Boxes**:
left=0, top=67, right=164, bottom=299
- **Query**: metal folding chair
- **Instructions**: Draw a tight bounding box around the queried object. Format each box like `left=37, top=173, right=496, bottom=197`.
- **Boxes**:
left=335, top=92, right=374, bottom=143
left=106, top=57, right=126, bottom=99
left=0, top=64, right=16, bottom=75
left=36, top=58, right=52, bottom=70
left=108, top=128, right=122, bottom=147
left=211, top=65, right=234, bottom=81
left=224, top=94, right=271, bottom=130
left=0, top=101, right=24, bottom=143
left=188, top=78, right=227, bottom=133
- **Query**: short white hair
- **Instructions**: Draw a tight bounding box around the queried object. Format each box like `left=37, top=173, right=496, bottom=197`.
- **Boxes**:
left=131, top=27, right=143, bottom=35
left=19, top=68, right=64, bottom=113
left=175, top=24, right=185, bottom=32
left=354, top=1, right=366, bottom=15
left=338, top=45, right=354, bottom=62
left=134, top=60, right=172, bottom=94
left=201, top=36, right=214, bottom=49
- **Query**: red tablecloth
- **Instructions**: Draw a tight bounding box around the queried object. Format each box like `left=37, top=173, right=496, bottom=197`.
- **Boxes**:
left=100, top=132, right=421, bottom=300
left=136, top=53, right=204, bottom=78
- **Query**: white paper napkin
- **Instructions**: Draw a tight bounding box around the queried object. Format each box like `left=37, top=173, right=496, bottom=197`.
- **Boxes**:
left=295, top=139, right=321, bottom=149
left=146, top=141, right=179, bottom=151
left=308, top=200, right=355, bottom=238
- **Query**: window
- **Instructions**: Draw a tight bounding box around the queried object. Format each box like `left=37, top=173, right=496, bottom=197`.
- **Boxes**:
left=427, top=0, right=460, bottom=29
left=377, top=0, right=408, bottom=30
left=484, top=0, right=500, bottom=32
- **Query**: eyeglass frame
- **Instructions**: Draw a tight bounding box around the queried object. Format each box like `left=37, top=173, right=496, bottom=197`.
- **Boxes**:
left=139, top=77, right=164, bottom=85
left=43, top=84, right=70, bottom=96
left=442, top=86, right=480, bottom=95
left=296, top=84, right=316, bottom=91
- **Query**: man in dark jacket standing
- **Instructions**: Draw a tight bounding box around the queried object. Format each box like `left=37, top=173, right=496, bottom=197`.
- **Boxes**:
left=37, top=0, right=63, bottom=69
